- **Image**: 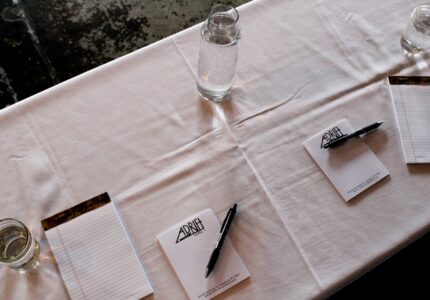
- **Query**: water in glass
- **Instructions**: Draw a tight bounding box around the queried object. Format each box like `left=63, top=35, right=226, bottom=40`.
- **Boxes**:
left=197, top=6, right=240, bottom=102
left=401, top=4, right=430, bottom=55
left=0, top=219, right=40, bottom=272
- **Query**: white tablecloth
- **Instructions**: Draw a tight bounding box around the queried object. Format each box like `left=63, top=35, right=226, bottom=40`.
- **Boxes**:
left=1, top=0, right=430, bottom=299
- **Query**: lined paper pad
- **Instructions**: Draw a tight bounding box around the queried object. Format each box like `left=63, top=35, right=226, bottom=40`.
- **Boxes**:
left=389, top=79, right=430, bottom=163
left=303, top=119, right=389, bottom=201
left=157, top=209, right=250, bottom=300
left=42, top=194, right=153, bottom=300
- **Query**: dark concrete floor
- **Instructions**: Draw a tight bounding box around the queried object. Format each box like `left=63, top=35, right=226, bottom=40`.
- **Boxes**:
left=0, top=0, right=246, bottom=108
left=1, top=0, right=429, bottom=298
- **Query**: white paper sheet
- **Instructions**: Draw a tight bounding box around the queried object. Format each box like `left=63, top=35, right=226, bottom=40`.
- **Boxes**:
left=44, top=202, right=153, bottom=300
left=303, top=119, right=390, bottom=201
left=157, top=209, right=250, bottom=300
left=389, top=83, right=430, bottom=163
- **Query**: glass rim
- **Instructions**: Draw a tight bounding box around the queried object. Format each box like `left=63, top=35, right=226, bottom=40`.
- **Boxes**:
left=413, top=3, right=430, bottom=9
left=411, top=4, right=430, bottom=33
left=412, top=3, right=430, bottom=17
left=208, top=4, right=240, bottom=28
left=0, top=218, right=32, bottom=263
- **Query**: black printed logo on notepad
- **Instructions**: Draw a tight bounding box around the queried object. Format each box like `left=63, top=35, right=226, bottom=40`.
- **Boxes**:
left=320, top=126, right=347, bottom=148
left=176, top=218, right=205, bottom=243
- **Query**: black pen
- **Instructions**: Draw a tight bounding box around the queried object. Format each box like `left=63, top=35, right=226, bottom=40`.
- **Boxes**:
left=205, top=204, right=237, bottom=278
left=324, top=121, right=384, bottom=149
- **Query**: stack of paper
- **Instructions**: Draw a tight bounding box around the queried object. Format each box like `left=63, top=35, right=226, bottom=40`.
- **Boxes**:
left=42, top=193, right=153, bottom=300
left=157, top=209, right=250, bottom=300
left=303, top=119, right=389, bottom=201
left=389, top=76, right=430, bottom=163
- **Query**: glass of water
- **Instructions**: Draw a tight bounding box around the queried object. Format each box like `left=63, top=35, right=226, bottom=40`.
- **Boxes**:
left=0, top=218, right=40, bottom=272
left=197, top=5, right=241, bottom=102
left=401, top=4, right=430, bottom=55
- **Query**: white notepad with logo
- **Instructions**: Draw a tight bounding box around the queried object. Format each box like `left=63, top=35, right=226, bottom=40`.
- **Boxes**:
left=303, top=119, right=389, bottom=201
left=42, top=193, right=153, bottom=300
left=157, top=209, right=250, bottom=300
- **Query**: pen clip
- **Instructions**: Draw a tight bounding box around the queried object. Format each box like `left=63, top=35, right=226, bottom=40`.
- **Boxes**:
left=220, top=209, right=232, bottom=233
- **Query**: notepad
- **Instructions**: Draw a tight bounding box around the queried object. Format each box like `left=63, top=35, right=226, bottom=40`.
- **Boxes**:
left=389, top=76, right=430, bottom=163
left=157, top=209, right=250, bottom=300
left=42, top=193, right=153, bottom=300
left=303, top=119, right=390, bottom=201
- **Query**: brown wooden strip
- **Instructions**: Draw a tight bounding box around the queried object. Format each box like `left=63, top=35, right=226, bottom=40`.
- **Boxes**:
left=41, top=192, right=111, bottom=231
left=389, top=76, right=430, bottom=85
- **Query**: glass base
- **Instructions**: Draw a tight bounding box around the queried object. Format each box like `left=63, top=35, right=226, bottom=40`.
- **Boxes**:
left=197, top=84, right=231, bottom=103
left=400, top=36, right=423, bottom=55
left=14, top=241, right=40, bottom=273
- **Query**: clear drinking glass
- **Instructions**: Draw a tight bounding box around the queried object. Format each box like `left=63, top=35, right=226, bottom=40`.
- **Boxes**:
left=0, top=218, right=40, bottom=272
left=401, top=4, right=430, bottom=55
left=197, top=5, right=241, bottom=102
